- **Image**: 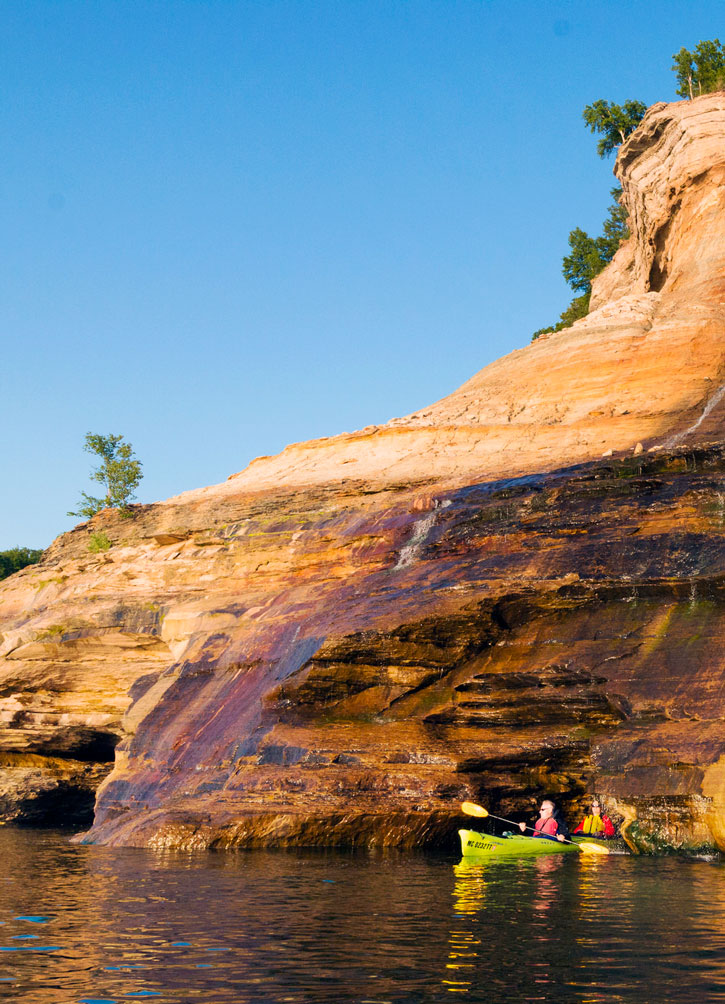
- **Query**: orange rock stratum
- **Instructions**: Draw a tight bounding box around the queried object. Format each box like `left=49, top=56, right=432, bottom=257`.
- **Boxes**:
left=1, top=94, right=724, bottom=852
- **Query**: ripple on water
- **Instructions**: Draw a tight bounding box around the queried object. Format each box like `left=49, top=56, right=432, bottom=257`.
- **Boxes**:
left=0, top=829, right=724, bottom=1003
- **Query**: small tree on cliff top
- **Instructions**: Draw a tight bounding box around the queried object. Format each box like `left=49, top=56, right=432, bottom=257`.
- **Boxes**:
left=673, top=39, right=725, bottom=99
left=582, top=99, right=647, bottom=158
left=68, top=433, right=143, bottom=519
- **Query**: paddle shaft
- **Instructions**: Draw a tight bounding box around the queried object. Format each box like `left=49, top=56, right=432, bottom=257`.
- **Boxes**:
left=477, top=808, right=578, bottom=846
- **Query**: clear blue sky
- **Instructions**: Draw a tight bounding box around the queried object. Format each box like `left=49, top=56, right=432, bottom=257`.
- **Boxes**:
left=2, top=0, right=721, bottom=549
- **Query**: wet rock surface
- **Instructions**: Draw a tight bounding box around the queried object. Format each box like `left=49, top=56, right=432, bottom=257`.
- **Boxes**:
left=1, top=95, right=724, bottom=852
left=1, top=446, right=722, bottom=853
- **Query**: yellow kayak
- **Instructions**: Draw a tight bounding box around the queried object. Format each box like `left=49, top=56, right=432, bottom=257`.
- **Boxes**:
left=459, top=828, right=580, bottom=858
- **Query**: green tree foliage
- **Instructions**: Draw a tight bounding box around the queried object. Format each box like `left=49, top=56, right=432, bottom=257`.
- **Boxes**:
left=532, top=294, right=590, bottom=341
left=562, top=228, right=608, bottom=294
left=532, top=189, right=629, bottom=341
left=582, top=99, right=647, bottom=158
left=597, top=189, right=630, bottom=260
left=68, top=433, right=143, bottom=519
left=562, top=188, right=630, bottom=292
left=672, top=39, right=725, bottom=99
left=533, top=38, right=725, bottom=345
left=0, top=547, right=43, bottom=581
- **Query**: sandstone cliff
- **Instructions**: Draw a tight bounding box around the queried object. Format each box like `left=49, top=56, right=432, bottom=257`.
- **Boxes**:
left=1, top=94, right=724, bottom=853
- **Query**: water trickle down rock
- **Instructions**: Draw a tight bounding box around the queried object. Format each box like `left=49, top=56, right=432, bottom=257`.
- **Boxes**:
left=1, top=94, right=725, bottom=853
left=393, top=500, right=451, bottom=571
left=662, top=381, right=725, bottom=449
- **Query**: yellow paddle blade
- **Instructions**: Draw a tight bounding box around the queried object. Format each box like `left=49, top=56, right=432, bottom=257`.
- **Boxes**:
left=577, top=840, right=610, bottom=855
left=461, top=801, right=489, bottom=818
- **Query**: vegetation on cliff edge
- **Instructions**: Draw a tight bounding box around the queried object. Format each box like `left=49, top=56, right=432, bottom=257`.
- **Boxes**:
left=582, top=100, right=647, bottom=158
left=672, top=39, right=725, bottom=99
left=0, top=547, right=44, bottom=581
left=532, top=39, right=725, bottom=342
left=68, top=433, right=143, bottom=519
left=532, top=188, right=630, bottom=340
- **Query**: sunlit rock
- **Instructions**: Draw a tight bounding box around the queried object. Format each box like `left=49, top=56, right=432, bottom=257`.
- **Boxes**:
left=1, top=94, right=724, bottom=852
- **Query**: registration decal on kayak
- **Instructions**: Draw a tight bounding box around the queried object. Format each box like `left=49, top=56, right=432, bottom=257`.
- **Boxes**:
left=466, top=835, right=500, bottom=852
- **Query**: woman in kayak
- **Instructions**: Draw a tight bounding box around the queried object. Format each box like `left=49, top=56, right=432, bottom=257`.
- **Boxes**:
left=518, top=800, right=568, bottom=842
left=573, top=798, right=616, bottom=838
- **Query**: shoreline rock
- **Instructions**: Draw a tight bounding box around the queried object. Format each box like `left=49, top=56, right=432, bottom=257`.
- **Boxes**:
left=2, top=95, right=724, bottom=854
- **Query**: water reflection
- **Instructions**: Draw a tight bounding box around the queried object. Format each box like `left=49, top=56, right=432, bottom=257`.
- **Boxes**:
left=444, top=861, right=484, bottom=993
left=0, top=828, right=723, bottom=1002
left=446, top=851, right=725, bottom=1002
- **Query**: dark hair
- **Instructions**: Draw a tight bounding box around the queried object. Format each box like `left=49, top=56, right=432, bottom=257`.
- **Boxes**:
left=551, top=801, right=570, bottom=838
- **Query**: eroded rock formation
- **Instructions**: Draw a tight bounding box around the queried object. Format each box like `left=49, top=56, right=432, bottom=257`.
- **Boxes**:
left=1, top=94, right=724, bottom=852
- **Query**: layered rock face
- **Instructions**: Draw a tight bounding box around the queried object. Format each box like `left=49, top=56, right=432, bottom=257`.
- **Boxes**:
left=1, top=94, right=724, bottom=852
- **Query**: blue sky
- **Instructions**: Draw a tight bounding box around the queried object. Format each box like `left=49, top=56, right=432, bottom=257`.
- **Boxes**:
left=2, top=0, right=722, bottom=548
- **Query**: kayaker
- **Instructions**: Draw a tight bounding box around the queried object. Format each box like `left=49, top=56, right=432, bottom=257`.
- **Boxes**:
left=573, top=798, right=616, bottom=838
left=518, top=799, right=567, bottom=842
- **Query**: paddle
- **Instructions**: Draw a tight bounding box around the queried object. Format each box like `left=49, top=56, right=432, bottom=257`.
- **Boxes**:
left=461, top=801, right=610, bottom=855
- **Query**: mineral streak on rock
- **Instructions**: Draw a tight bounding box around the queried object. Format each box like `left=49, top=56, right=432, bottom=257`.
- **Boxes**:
left=1, top=95, right=724, bottom=852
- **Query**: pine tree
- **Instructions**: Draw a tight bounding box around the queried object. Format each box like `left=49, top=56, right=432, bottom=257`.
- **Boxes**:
left=596, top=187, right=630, bottom=260
left=562, top=228, right=608, bottom=294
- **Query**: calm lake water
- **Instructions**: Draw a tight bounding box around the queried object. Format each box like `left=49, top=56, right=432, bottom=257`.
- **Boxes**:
left=0, top=828, right=723, bottom=1003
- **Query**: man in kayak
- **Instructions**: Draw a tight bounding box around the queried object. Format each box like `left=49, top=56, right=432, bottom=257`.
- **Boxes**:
left=572, top=798, right=616, bottom=838
left=518, top=800, right=568, bottom=842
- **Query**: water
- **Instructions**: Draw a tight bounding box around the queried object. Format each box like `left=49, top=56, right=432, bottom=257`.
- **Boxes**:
left=0, top=829, right=724, bottom=1003
left=662, top=380, right=725, bottom=448
left=394, top=499, right=451, bottom=570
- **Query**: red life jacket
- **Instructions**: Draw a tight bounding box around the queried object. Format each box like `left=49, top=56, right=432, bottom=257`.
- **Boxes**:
left=533, top=816, right=559, bottom=838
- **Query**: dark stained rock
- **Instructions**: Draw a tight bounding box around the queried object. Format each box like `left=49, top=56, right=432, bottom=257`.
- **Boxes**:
left=73, top=447, right=725, bottom=853
left=1, top=95, right=725, bottom=853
